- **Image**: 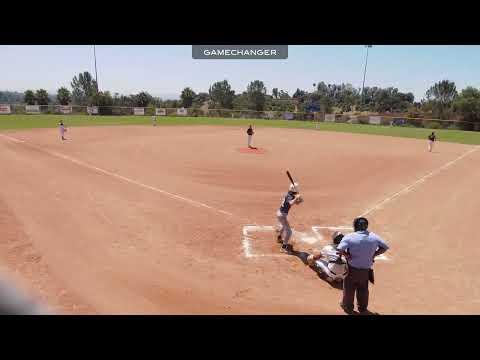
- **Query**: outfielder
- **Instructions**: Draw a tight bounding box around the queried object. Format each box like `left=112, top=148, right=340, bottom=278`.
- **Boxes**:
left=428, top=132, right=436, bottom=152
left=59, top=120, right=67, bottom=141
left=276, top=182, right=303, bottom=253
left=307, top=231, right=348, bottom=283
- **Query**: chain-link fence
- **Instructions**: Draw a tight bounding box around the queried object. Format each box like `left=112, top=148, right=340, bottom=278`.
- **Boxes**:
left=204, top=108, right=315, bottom=121
left=0, top=104, right=317, bottom=121
left=1, top=104, right=478, bottom=131
left=322, top=113, right=477, bottom=131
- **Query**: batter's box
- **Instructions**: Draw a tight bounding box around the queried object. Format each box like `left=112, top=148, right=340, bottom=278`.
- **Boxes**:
left=242, top=225, right=285, bottom=258
left=242, top=224, right=391, bottom=261
left=242, top=224, right=328, bottom=258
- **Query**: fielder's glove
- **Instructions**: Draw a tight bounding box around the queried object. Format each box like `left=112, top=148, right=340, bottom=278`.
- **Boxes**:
left=307, top=254, right=315, bottom=266
left=295, top=195, right=303, bottom=204
left=307, top=250, right=321, bottom=266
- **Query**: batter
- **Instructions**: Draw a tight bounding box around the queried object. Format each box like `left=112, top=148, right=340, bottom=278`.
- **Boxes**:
left=276, top=182, right=303, bottom=253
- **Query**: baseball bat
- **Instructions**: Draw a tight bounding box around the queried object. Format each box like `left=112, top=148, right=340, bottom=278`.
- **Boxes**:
left=286, top=170, right=295, bottom=187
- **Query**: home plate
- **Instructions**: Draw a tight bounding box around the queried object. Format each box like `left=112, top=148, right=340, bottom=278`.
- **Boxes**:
left=294, top=231, right=321, bottom=245
left=241, top=224, right=392, bottom=262
left=301, top=236, right=319, bottom=245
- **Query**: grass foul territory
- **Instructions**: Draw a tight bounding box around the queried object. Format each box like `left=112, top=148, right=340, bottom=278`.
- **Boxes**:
left=1, top=114, right=480, bottom=145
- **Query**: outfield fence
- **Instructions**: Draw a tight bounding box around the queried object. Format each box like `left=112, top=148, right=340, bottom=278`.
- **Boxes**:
left=321, top=113, right=480, bottom=131
left=0, top=104, right=317, bottom=121
left=1, top=104, right=479, bottom=131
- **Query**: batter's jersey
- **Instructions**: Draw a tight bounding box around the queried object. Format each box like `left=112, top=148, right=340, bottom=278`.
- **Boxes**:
left=279, top=191, right=296, bottom=215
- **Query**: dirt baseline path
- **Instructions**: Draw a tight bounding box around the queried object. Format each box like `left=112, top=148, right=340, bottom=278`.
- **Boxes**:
left=0, top=125, right=478, bottom=314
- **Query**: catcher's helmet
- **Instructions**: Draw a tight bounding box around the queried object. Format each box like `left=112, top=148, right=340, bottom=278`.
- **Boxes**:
left=289, top=182, right=299, bottom=193
left=331, top=231, right=344, bottom=245
left=353, top=217, right=369, bottom=232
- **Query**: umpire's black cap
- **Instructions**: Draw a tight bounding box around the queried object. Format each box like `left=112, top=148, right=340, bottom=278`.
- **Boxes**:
left=353, top=217, right=369, bottom=232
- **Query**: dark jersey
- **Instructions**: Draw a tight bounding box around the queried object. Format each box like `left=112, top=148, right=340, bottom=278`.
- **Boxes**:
left=279, top=191, right=296, bottom=214
left=247, top=128, right=254, bottom=135
left=428, top=134, right=436, bottom=141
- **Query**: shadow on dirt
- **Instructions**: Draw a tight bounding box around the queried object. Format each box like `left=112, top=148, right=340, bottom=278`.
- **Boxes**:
left=289, top=249, right=343, bottom=290
left=287, top=249, right=381, bottom=315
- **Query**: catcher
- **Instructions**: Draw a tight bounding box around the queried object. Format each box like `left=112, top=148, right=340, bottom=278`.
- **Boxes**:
left=307, top=231, right=348, bottom=283
left=276, top=182, right=303, bottom=253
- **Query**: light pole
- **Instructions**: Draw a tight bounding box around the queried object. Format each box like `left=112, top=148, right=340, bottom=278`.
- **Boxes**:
left=93, top=45, right=99, bottom=92
left=361, top=45, right=372, bottom=106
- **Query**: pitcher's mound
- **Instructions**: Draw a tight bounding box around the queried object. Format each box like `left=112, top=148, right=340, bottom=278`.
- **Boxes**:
left=237, top=147, right=267, bottom=154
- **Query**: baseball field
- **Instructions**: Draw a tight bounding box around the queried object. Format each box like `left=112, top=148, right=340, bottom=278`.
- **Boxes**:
left=1, top=115, right=479, bottom=314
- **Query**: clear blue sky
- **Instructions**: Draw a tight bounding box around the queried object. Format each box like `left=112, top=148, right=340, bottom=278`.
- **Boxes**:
left=1, top=45, right=480, bottom=101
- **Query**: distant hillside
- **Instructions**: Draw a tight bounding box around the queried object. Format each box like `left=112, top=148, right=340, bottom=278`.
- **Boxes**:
left=0, top=91, right=24, bottom=103
left=0, top=90, right=62, bottom=104
left=0, top=90, right=58, bottom=104
left=155, top=93, right=180, bottom=100
left=1, top=89, right=181, bottom=104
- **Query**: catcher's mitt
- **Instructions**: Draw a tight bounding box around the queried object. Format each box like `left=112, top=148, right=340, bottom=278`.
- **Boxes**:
left=307, top=249, right=321, bottom=266
left=307, top=254, right=315, bottom=266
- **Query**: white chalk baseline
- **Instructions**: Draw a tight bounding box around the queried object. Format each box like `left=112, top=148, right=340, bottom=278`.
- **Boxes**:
left=242, top=224, right=390, bottom=261
left=0, top=132, right=475, bottom=264
left=242, top=146, right=479, bottom=261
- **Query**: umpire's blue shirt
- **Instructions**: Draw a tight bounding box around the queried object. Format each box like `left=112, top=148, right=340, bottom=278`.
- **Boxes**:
left=337, top=231, right=389, bottom=269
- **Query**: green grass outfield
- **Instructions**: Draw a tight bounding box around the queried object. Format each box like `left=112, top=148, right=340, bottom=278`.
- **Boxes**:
left=1, top=114, right=480, bottom=145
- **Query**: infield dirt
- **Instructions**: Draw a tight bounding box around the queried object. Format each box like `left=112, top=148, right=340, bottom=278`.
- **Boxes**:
left=1, top=125, right=478, bottom=314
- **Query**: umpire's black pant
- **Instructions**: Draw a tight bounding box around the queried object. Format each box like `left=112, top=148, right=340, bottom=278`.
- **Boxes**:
left=342, top=266, right=370, bottom=312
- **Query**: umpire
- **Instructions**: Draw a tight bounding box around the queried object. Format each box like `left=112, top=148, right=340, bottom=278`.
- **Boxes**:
left=336, top=217, right=389, bottom=315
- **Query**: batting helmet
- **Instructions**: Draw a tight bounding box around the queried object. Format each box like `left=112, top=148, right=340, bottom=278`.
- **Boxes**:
left=353, top=217, right=369, bottom=232
left=331, top=231, right=344, bottom=245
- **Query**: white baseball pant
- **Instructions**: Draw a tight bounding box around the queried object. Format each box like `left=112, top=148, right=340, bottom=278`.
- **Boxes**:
left=276, top=210, right=292, bottom=245
left=248, top=134, right=253, bottom=147
left=428, top=140, right=434, bottom=152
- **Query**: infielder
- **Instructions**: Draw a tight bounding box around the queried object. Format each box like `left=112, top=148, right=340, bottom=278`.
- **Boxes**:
left=59, top=120, right=67, bottom=141
left=307, top=231, right=348, bottom=283
left=428, top=132, right=436, bottom=152
left=152, top=115, right=157, bottom=126
left=276, top=182, right=303, bottom=253
left=246, top=125, right=257, bottom=149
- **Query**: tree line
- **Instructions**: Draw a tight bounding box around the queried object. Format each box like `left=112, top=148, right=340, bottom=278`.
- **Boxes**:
left=3, top=71, right=480, bottom=127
